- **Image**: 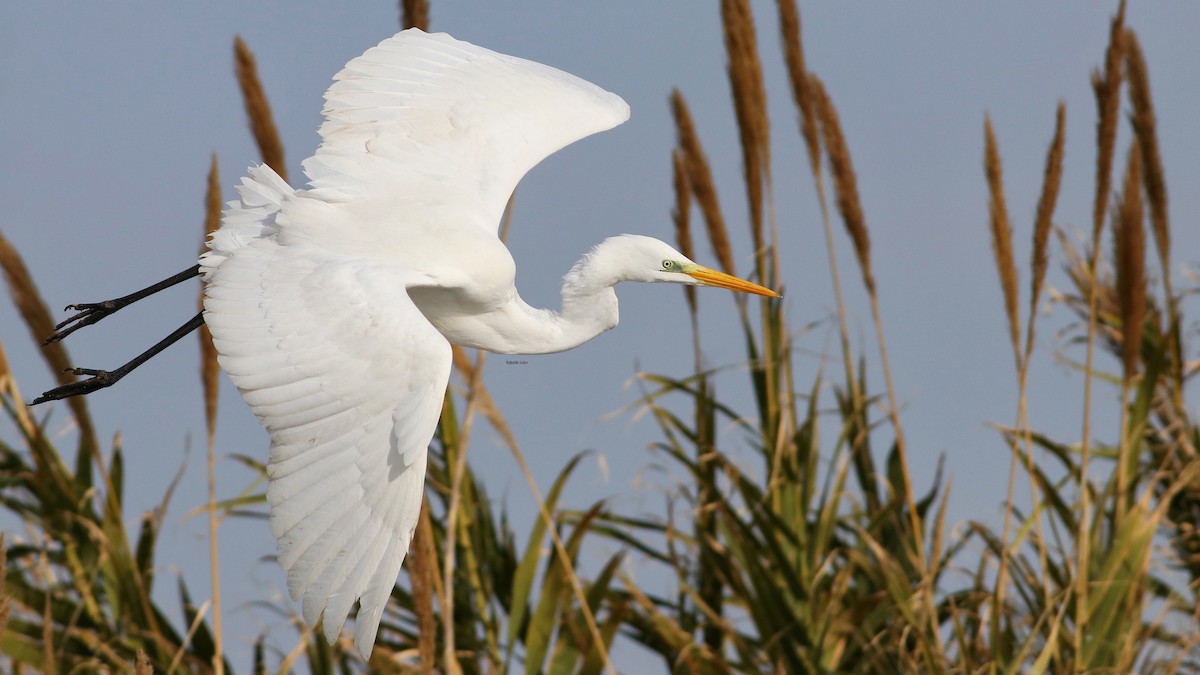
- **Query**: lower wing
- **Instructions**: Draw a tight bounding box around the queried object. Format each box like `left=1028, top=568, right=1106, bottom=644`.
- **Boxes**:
left=203, top=237, right=451, bottom=657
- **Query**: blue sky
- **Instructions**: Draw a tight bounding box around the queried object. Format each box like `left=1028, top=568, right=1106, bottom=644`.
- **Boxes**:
left=2, top=2, right=1197, bottom=669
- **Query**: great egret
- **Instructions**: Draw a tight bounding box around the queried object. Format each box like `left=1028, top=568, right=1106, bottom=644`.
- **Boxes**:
left=35, top=29, right=779, bottom=657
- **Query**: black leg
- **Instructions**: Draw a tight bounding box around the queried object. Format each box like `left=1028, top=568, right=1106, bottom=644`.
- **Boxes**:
left=44, top=264, right=202, bottom=344
left=32, top=311, right=206, bottom=405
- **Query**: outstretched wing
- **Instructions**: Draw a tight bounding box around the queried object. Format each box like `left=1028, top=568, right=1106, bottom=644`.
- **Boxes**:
left=203, top=235, right=451, bottom=657
left=302, top=28, right=630, bottom=234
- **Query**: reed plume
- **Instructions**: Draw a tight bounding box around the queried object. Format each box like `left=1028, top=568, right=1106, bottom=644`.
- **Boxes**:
left=983, top=115, right=1021, bottom=369
left=811, top=75, right=872, bottom=295
left=200, top=154, right=221, bottom=436
left=776, top=0, right=820, bottom=175
left=1123, top=30, right=1169, bottom=285
left=401, top=0, right=430, bottom=31
left=1029, top=103, right=1066, bottom=326
left=1114, top=142, right=1145, bottom=381
left=720, top=0, right=771, bottom=263
left=1090, top=2, right=1125, bottom=243
left=234, top=36, right=287, bottom=181
left=671, top=90, right=736, bottom=276
left=672, top=149, right=698, bottom=316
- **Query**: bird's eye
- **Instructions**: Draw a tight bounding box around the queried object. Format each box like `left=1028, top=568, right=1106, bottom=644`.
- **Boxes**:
left=662, top=260, right=675, bottom=270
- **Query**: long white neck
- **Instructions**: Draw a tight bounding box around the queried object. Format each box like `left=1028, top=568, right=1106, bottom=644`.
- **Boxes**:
left=499, top=243, right=624, bottom=354
left=432, top=239, right=638, bottom=355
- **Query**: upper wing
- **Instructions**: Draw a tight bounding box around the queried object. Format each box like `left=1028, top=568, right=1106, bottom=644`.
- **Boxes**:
left=301, top=29, right=630, bottom=233
left=203, top=236, right=451, bottom=657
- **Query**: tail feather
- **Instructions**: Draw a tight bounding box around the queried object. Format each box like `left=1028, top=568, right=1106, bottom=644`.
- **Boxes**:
left=200, top=164, right=293, bottom=275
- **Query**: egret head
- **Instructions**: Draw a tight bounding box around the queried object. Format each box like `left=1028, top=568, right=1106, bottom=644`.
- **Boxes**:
left=599, top=235, right=781, bottom=297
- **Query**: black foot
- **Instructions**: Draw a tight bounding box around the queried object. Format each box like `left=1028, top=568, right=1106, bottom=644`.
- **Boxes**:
left=31, top=367, right=124, bottom=404
left=41, top=264, right=202, bottom=345
left=44, top=301, right=126, bottom=344
left=30, top=311, right=205, bottom=406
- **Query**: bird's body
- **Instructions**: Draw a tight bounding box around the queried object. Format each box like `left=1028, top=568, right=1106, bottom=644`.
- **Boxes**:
left=38, top=28, right=779, bottom=659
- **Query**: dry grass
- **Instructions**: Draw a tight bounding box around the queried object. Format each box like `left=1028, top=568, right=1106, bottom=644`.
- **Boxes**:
left=810, top=75, right=872, bottom=296
left=671, top=90, right=736, bottom=276
left=1078, top=5, right=1126, bottom=644
left=672, top=149, right=698, bottom=318
left=200, top=154, right=221, bottom=437
left=983, top=114, right=1022, bottom=368
left=1113, top=141, right=1145, bottom=382
left=234, top=36, right=287, bottom=181
left=1029, top=103, right=1066, bottom=330
left=1122, top=30, right=1167, bottom=271
left=720, top=0, right=771, bottom=264
left=408, top=505, right=438, bottom=674
left=401, top=0, right=430, bottom=31
left=775, top=0, right=819, bottom=176
left=1090, top=2, right=1126, bottom=243
left=200, top=153, right=224, bottom=675
left=0, top=230, right=100, bottom=463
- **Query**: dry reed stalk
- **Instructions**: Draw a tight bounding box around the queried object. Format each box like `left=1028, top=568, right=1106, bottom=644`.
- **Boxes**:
left=401, top=0, right=430, bottom=31
left=775, top=0, right=820, bottom=176
left=1091, top=2, right=1125, bottom=244
left=1122, top=31, right=1168, bottom=271
left=0, top=230, right=99, bottom=454
left=670, top=90, right=736, bottom=276
left=720, top=0, right=771, bottom=264
left=199, top=154, right=224, bottom=675
left=1114, top=142, right=1145, bottom=382
left=200, top=155, right=221, bottom=439
left=811, top=75, right=926, bottom=599
left=1078, top=4, right=1125, bottom=658
left=1029, top=103, right=1066, bottom=328
left=672, top=150, right=698, bottom=319
left=449, top=348, right=615, bottom=675
left=983, top=115, right=1022, bottom=369
left=409, top=502, right=437, bottom=674
left=810, top=75, right=873, bottom=295
left=234, top=36, right=287, bottom=182
left=993, top=107, right=1066, bottom=650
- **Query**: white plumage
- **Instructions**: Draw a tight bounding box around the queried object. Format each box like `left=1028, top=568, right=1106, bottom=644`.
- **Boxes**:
left=199, top=28, right=778, bottom=658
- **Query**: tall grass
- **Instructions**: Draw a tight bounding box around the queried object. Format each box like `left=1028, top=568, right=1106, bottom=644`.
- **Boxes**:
left=1, top=2, right=1197, bottom=673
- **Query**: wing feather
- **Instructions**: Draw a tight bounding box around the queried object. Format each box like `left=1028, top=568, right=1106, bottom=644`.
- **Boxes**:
left=303, top=29, right=629, bottom=233
left=204, top=236, right=450, bottom=659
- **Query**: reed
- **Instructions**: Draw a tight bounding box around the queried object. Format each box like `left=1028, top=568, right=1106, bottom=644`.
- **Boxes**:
left=1078, top=7, right=1125, bottom=653
left=983, top=115, right=1022, bottom=369
left=233, top=36, right=287, bottom=181
left=1113, top=142, right=1145, bottom=383
left=1113, top=139, right=1145, bottom=526
left=1122, top=31, right=1168, bottom=274
left=401, top=0, right=430, bottom=31
left=0, top=231, right=99, bottom=461
left=1028, top=103, right=1066, bottom=343
left=810, top=76, right=872, bottom=296
left=671, top=149, right=699, bottom=323
left=775, top=0, right=819, bottom=176
left=670, top=90, right=736, bottom=276
left=200, top=154, right=224, bottom=675
left=200, top=155, right=221, bottom=438
left=719, top=0, right=771, bottom=270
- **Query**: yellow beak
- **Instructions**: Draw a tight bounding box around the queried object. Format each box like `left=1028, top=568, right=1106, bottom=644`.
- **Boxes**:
left=684, top=265, right=782, bottom=298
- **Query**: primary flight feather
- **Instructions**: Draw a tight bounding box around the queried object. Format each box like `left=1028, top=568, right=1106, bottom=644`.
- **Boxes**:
left=36, top=28, right=779, bottom=658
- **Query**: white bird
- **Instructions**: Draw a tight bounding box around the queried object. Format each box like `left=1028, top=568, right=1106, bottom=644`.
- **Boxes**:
left=36, top=29, right=779, bottom=658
